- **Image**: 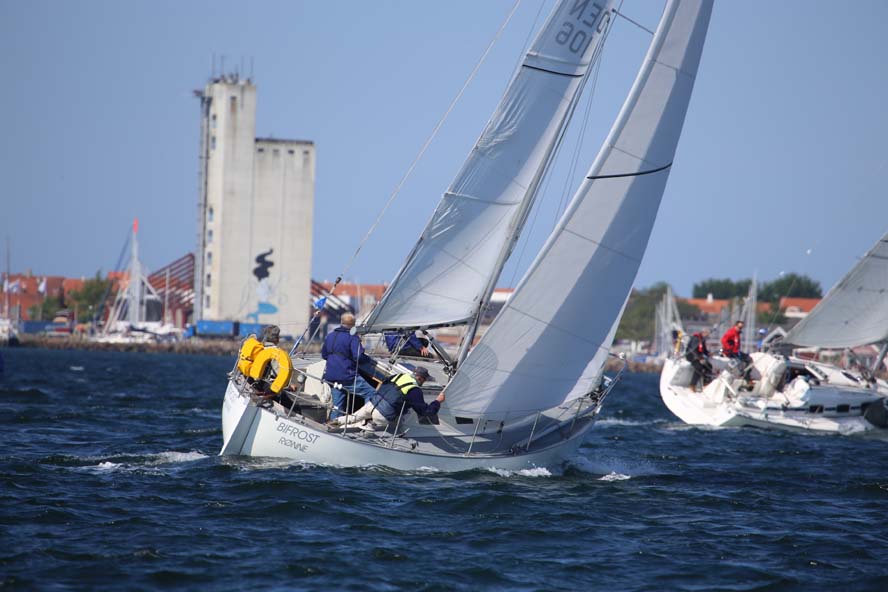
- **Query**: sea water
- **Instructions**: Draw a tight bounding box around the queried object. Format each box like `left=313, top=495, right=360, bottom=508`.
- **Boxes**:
left=2, top=347, right=887, bottom=591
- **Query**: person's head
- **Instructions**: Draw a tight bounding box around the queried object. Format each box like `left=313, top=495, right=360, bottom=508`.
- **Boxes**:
left=735, top=320, right=744, bottom=331
left=700, top=328, right=710, bottom=337
left=413, top=366, right=430, bottom=385
left=340, top=313, right=356, bottom=329
left=261, top=324, right=280, bottom=344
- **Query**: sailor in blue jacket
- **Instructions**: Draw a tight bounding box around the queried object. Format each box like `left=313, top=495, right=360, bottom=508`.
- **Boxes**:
left=322, top=313, right=378, bottom=419
left=329, top=366, right=444, bottom=428
left=383, top=331, right=431, bottom=358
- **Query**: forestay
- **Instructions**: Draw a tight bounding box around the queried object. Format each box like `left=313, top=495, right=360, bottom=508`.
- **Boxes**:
left=446, top=0, right=713, bottom=416
left=784, top=233, right=888, bottom=348
left=363, top=0, right=616, bottom=331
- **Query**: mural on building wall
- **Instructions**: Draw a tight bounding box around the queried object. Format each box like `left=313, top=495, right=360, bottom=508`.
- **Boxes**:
left=246, top=248, right=279, bottom=322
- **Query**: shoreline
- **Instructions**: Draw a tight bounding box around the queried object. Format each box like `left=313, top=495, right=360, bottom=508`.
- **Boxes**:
left=6, top=335, right=664, bottom=374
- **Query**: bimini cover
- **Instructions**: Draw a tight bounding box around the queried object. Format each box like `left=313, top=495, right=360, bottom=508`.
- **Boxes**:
left=784, top=232, right=888, bottom=348
left=363, top=0, right=616, bottom=331
left=445, top=0, right=713, bottom=417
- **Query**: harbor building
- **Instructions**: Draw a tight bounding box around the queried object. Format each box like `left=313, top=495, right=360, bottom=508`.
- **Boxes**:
left=194, top=74, right=315, bottom=331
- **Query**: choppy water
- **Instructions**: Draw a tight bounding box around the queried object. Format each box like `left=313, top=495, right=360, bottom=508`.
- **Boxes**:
left=2, top=347, right=887, bottom=591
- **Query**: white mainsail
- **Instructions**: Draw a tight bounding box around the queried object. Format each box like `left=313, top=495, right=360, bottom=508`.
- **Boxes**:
left=446, top=0, right=713, bottom=416
left=783, top=232, right=888, bottom=348
left=363, top=0, right=616, bottom=331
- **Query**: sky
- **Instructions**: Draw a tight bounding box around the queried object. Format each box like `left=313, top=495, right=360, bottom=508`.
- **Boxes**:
left=2, top=0, right=887, bottom=298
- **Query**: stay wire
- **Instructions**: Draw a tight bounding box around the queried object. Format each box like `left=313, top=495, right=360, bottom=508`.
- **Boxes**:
left=291, top=2, right=521, bottom=355
left=332, top=0, right=522, bottom=285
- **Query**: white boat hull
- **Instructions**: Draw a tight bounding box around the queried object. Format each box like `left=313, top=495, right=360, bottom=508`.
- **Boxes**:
left=659, top=355, right=888, bottom=435
left=221, top=381, right=589, bottom=471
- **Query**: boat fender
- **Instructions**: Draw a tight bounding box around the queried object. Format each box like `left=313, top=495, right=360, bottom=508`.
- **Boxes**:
left=237, top=337, right=264, bottom=376
left=863, top=398, right=888, bottom=429
left=248, top=347, right=294, bottom=394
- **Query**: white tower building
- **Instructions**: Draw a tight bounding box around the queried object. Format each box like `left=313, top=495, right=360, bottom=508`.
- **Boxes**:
left=195, top=75, right=315, bottom=332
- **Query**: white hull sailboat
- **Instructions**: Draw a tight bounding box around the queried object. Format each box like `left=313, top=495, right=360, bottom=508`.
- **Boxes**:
left=660, top=231, right=888, bottom=435
left=660, top=353, right=888, bottom=434
left=222, top=0, right=713, bottom=469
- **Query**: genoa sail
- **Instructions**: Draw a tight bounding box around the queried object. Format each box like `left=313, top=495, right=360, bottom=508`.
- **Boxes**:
left=783, top=232, right=888, bottom=349
left=445, top=0, right=713, bottom=417
left=363, top=0, right=617, bottom=331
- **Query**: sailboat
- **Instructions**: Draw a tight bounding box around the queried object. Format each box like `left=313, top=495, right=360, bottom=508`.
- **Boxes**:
left=653, top=285, right=684, bottom=360
left=93, top=220, right=182, bottom=344
left=660, top=233, right=888, bottom=434
left=221, top=0, right=713, bottom=470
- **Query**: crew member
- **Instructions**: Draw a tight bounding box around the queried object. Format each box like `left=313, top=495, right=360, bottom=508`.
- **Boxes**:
left=721, top=320, right=752, bottom=377
left=322, top=313, right=377, bottom=419
left=384, top=331, right=431, bottom=358
left=685, top=328, right=713, bottom=391
left=329, top=366, right=444, bottom=428
left=260, top=324, right=280, bottom=347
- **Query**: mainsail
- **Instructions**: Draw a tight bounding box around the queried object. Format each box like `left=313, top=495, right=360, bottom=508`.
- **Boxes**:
left=445, top=0, right=713, bottom=416
left=783, top=232, right=888, bottom=348
left=363, top=0, right=616, bottom=331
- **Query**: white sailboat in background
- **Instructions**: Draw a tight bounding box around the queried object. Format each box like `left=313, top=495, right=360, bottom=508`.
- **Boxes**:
left=660, top=233, right=888, bottom=434
left=93, top=220, right=181, bottom=344
left=222, top=0, right=713, bottom=470
left=653, top=285, right=684, bottom=359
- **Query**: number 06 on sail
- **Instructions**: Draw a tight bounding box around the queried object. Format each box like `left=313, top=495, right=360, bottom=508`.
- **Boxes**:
left=221, top=0, right=713, bottom=470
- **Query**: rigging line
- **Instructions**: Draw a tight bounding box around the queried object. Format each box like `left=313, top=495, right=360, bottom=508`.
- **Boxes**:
left=332, top=0, right=522, bottom=285
left=506, top=27, right=605, bottom=288
left=613, top=9, right=654, bottom=36
left=553, top=50, right=603, bottom=226
left=516, top=0, right=546, bottom=70
left=551, top=0, right=623, bottom=225
left=585, top=162, right=672, bottom=180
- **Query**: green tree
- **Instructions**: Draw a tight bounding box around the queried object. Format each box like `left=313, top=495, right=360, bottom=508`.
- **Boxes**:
left=692, top=278, right=751, bottom=299
left=68, top=271, right=114, bottom=322
left=616, top=283, right=700, bottom=342
left=758, top=273, right=822, bottom=303
left=28, top=293, right=63, bottom=321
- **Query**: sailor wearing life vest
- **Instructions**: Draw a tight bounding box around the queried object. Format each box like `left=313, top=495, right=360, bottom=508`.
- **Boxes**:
left=720, top=320, right=753, bottom=378
left=684, top=328, right=713, bottom=390
left=328, top=366, right=445, bottom=428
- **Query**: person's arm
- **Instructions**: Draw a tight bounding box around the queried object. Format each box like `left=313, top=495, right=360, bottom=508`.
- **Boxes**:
left=352, top=335, right=374, bottom=365
left=321, top=335, right=329, bottom=360
left=405, top=387, right=443, bottom=417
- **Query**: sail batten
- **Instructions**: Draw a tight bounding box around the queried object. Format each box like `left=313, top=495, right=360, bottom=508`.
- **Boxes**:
left=363, top=0, right=618, bottom=332
left=445, top=0, right=713, bottom=417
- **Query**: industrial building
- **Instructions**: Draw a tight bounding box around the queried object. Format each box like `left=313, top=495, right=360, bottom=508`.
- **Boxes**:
left=194, top=74, right=315, bottom=331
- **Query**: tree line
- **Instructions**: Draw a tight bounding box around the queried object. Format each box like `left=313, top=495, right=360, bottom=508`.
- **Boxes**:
left=616, top=273, right=822, bottom=342
left=28, top=272, right=114, bottom=323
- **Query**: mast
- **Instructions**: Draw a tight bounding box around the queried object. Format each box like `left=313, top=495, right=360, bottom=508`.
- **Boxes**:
left=873, top=341, right=888, bottom=374
left=363, top=0, right=617, bottom=335
left=128, top=219, right=141, bottom=325
left=455, top=6, right=616, bottom=366
left=444, top=0, right=713, bottom=417
left=3, top=237, right=9, bottom=319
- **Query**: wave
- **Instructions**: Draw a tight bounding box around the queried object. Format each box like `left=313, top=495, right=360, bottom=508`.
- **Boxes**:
left=485, top=466, right=553, bottom=479
left=570, top=455, right=666, bottom=479
left=596, top=418, right=669, bottom=428
left=74, top=450, right=211, bottom=474
left=0, top=387, right=51, bottom=400
left=598, top=471, right=632, bottom=482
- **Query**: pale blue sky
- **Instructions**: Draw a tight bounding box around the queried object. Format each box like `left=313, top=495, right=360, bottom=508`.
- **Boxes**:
left=2, top=1, right=887, bottom=297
